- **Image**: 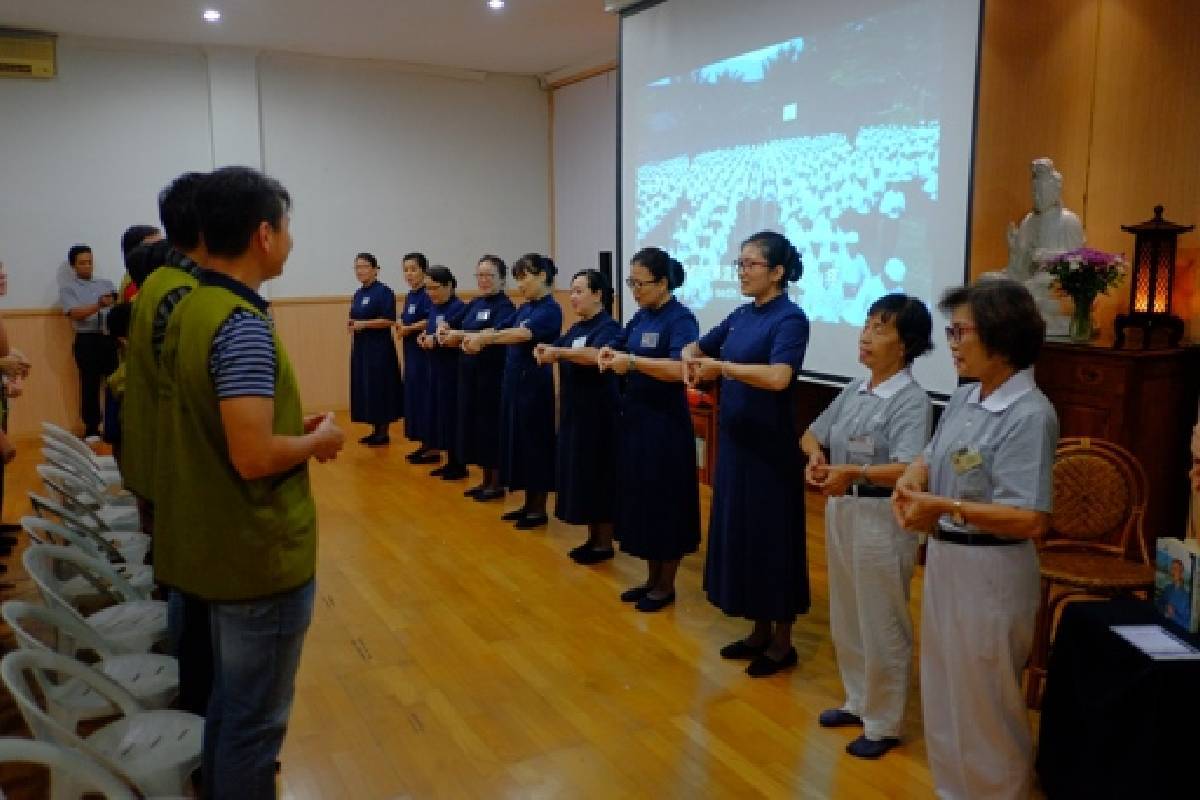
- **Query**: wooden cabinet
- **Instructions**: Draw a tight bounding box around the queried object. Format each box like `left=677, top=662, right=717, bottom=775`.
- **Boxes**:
left=1035, top=342, right=1200, bottom=550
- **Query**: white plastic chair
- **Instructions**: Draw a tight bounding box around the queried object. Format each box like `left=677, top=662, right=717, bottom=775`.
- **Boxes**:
left=40, top=442, right=121, bottom=492
left=29, top=492, right=145, bottom=550
left=0, top=737, right=135, bottom=800
left=37, top=464, right=138, bottom=529
left=21, top=517, right=151, bottom=581
left=2, top=649, right=201, bottom=799
left=2, top=601, right=179, bottom=730
left=23, top=545, right=167, bottom=655
left=41, top=420, right=120, bottom=472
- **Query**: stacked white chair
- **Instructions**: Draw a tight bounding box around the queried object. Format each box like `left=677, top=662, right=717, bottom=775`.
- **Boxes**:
left=2, top=650, right=201, bottom=799
left=0, top=737, right=135, bottom=800
left=2, top=601, right=178, bottom=729
left=41, top=421, right=120, bottom=473
left=28, top=493, right=145, bottom=555
left=19, top=518, right=152, bottom=600
left=23, top=545, right=167, bottom=655
left=36, top=465, right=138, bottom=529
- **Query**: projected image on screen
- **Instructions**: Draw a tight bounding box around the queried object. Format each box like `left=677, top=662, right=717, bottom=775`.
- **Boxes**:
left=632, top=6, right=938, bottom=326
left=622, top=0, right=980, bottom=394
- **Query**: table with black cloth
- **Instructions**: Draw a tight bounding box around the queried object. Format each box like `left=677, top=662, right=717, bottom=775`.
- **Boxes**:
left=1036, top=597, right=1200, bottom=798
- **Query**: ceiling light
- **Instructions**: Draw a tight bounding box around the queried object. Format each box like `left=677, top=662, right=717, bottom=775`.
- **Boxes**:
left=488, top=0, right=505, bottom=9
left=203, top=9, right=222, bottom=23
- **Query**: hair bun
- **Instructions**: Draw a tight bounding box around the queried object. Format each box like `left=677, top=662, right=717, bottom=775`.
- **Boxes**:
left=787, top=245, right=803, bottom=281
left=668, top=258, right=685, bottom=289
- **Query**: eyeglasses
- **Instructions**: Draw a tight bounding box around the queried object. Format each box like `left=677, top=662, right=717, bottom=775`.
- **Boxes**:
left=731, top=258, right=770, bottom=273
left=625, top=276, right=663, bottom=290
left=944, top=323, right=978, bottom=343
left=475, top=272, right=498, bottom=280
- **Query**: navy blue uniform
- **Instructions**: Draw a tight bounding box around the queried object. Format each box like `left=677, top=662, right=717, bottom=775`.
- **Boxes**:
left=553, top=311, right=621, bottom=525
left=349, top=280, right=403, bottom=425
left=424, top=295, right=467, bottom=453
left=613, top=297, right=701, bottom=561
left=497, top=294, right=562, bottom=492
left=456, top=292, right=516, bottom=469
left=699, top=295, right=811, bottom=621
left=400, top=288, right=432, bottom=443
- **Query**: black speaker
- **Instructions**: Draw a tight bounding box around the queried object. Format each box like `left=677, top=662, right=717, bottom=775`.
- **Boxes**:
left=598, top=251, right=613, bottom=285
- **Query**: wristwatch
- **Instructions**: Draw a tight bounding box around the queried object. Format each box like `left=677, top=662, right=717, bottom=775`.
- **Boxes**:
left=951, top=500, right=966, bottom=526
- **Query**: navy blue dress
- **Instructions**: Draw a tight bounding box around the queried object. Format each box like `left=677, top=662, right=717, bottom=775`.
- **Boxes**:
left=349, top=280, right=403, bottom=425
left=699, top=295, right=811, bottom=621
left=553, top=311, right=621, bottom=525
left=456, top=292, right=516, bottom=469
left=613, top=297, right=701, bottom=561
left=424, top=295, right=467, bottom=453
left=400, top=287, right=432, bottom=443
left=497, top=294, right=562, bottom=492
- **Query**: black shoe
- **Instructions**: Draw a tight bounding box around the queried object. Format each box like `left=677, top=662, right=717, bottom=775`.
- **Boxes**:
left=719, top=639, right=768, bottom=660
left=514, top=512, right=548, bottom=530
left=474, top=487, right=505, bottom=502
left=0, top=523, right=21, bottom=534
left=619, top=585, right=652, bottom=603
left=358, top=433, right=375, bottom=444
left=464, top=484, right=487, bottom=498
left=746, top=647, right=798, bottom=677
left=366, top=434, right=390, bottom=447
left=572, top=547, right=614, bottom=565
left=817, top=709, right=863, bottom=728
left=501, top=508, right=528, bottom=522
left=846, top=735, right=900, bottom=760
left=429, top=464, right=450, bottom=477
left=439, top=464, right=468, bottom=481
left=635, top=591, right=675, bottom=612
left=406, top=449, right=439, bottom=464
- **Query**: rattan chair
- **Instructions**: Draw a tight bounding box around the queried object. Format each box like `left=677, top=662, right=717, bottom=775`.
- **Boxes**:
left=1025, top=437, right=1155, bottom=708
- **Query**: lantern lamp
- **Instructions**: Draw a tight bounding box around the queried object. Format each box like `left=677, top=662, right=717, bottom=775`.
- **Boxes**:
left=1114, top=206, right=1193, bottom=349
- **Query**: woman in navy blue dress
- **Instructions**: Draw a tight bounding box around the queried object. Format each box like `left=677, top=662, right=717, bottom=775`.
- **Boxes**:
left=682, top=231, right=811, bottom=676
left=438, top=256, right=515, bottom=501
left=418, top=266, right=468, bottom=479
left=396, top=252, right=436, bottom=464
left=597, top=248, right=700, bottom=612
left=463, top=254, right=562, bottom=529
left=534, top=269, right=621, bottom=564
left=349, top=252, right=403, bottom=445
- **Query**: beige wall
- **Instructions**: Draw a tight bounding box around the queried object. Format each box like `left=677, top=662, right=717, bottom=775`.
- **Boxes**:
left=971, top=0, right=1200, bottom=337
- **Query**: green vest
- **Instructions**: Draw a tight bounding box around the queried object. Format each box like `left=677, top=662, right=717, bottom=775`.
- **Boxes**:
left=153, top=284, right=317, bottom=601
left=122, top=265, right=199, bottom=500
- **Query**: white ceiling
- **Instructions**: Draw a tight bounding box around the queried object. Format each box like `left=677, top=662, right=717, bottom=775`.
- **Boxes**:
left=0, top=0, right=619, bottom=77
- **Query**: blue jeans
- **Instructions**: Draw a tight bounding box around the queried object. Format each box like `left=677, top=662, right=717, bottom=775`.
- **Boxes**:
left=203, top=579, right=315, bottom=800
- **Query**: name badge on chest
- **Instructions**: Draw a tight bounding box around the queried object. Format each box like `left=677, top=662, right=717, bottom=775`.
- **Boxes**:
left=361, top=296, right=371, bottom=306
left=435, top=315, right=445, bottom=326
left=640, top=331, right=660, bottom=349
left=571, top=335, right=588, bottom=349
left=477, top=309, right=490, bottom=322
left=847, top=435, right=874, bottom=458
left=407, top=303, right=416, bottom=314
left=951, top=447, right=983, bottom=474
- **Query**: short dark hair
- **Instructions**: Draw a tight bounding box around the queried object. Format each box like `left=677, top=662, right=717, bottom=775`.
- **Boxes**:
left=631, top=246, right=685, bottom=290
left=195, top=167, right=291, bottom=258
left=125, top=239, right=173, bottom=286
left=355, top=252, right=379, bottom=270
left=158, top=172, right=206, bottom=251
left=427, top=265, right=457, bottom=289
left=742, top=230, right=803, bottom=287
left=403, top=252, right=429, bottom=273
left=512, top=253, right=557, bottom=286
left=67, top=245, right=92, bottom=266
left=938, top=278, right=1045, bottom=369
left=105, top=301, right=133, bottom=339
left=572, top=268, right=614, bottom=313
left=120, top=225, right=160, bottom=259
left=867, top=293, right=934, bottom=365
left=478, top=254, right=507, bottom=281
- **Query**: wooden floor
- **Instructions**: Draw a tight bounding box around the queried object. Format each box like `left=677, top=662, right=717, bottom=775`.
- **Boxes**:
left=0, top=413, right=1046, bottom=798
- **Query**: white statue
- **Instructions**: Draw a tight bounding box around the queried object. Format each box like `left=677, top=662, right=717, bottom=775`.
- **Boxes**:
left=1005, top=157, right=1085, bottom=337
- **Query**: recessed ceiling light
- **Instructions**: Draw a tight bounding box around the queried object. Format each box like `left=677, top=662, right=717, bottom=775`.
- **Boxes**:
left=488, top=0, right=505, bottom=9
left=203, top=9, right=222, bottom=23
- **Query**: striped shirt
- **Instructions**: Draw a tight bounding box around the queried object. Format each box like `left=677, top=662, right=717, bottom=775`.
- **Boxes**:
left=209, top=310, right=276, bottom=399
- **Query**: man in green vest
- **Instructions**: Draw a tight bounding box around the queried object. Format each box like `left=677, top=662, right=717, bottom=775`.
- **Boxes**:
left=155, top=166, right=344, bottom=799
left=123, top=172, right=215, bottom=720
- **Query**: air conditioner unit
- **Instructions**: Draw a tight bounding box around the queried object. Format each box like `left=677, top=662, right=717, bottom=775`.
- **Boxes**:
left=0, top=30, right=56, bottom=79
left=604, top=0, right=644, bottom=12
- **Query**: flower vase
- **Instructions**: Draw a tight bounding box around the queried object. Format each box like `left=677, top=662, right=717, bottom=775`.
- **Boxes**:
left=1068, top=293, right=1096, bottom=342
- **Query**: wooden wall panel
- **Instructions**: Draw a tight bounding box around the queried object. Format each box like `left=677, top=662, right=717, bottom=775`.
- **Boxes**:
left=1, top=310, right=83, bottom=439
left=969, top=0, right=1100, bottom=276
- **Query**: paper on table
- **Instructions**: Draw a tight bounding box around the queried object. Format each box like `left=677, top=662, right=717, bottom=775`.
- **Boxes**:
left=1111, top=625, right=1200, bottom=660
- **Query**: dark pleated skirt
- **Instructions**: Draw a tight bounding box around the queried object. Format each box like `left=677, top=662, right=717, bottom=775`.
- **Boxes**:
left=401, top=338, right=430, bottom=443
left=456, top=350, right=505, bottom=469
left=424, top=349, right=459, bottom=452
left=554, top=391, right=618, bottom=525
left=350, top=330, right=403, bottom=425
left=498, top=363, right=556, bottom=492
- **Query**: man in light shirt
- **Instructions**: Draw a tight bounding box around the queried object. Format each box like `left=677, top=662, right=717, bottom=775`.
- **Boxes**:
left=59, top=244, right=118, bottom=439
